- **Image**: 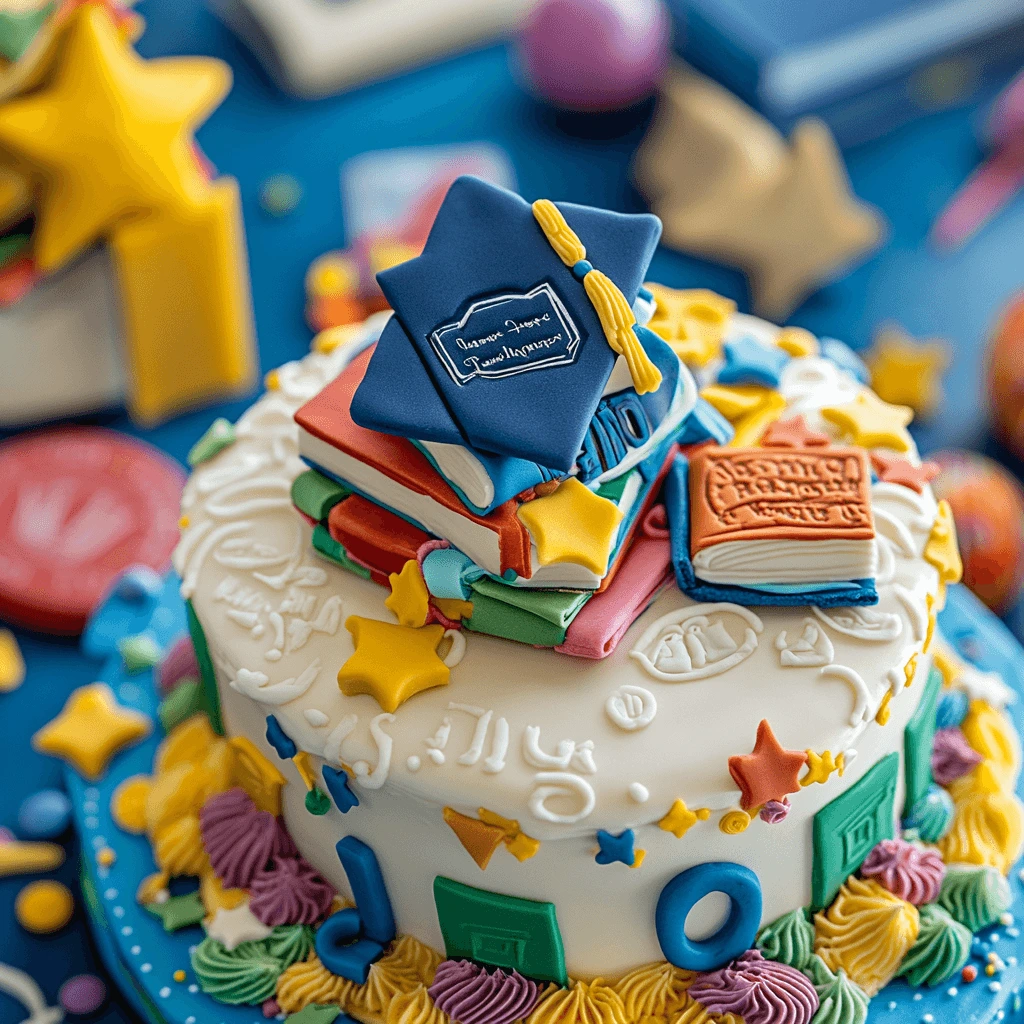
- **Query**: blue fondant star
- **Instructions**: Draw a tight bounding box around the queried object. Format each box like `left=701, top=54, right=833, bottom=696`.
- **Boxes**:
left=820, top=337, right=870, bottom=384
left=265, top=714, right=296, bottom=759
left=717, top=335, right=790, bottom=389
left=322, top=764, right=359, bottom=813
left=595, top=828, right=637, bottom=866
left=353, top=176, right=662, bottom=472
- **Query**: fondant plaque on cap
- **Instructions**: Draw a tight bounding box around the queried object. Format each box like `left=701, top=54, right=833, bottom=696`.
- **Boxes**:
left=352, top=175, right=662, bottom=471
left=430, top=283, right=583, bottom=384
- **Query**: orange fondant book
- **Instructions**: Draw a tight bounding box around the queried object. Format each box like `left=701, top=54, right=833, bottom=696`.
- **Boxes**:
left=687, top=446, right=876, bottom=586
left=295, top=346, right=534, bottom=580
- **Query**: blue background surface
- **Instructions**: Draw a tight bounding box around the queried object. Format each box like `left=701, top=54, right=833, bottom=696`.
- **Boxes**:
left=2, top=0, right=1024, bottom=1020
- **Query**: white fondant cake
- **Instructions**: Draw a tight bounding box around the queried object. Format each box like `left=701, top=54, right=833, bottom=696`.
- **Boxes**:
left=174, top=308, right=947, bottom=980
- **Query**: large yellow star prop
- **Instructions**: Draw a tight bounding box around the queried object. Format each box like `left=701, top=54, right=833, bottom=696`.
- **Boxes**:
left=866, top=325, right=950, bottom=419
left=645, top=284, right=735, bottom=367
left=0, top=5, right=229, bottom=272
left=337, top=616, right=451, bottom=713
left=924, top=500, right=963, bottom=601
left=517, top=477, right=624, bottom=577
left=821, top=390, right=914, bottom=452
left=33, top=682, right=151, bottom=780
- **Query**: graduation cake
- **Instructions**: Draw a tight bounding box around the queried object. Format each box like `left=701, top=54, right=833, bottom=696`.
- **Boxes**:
left=153, top=178, right=1024, bottom=1024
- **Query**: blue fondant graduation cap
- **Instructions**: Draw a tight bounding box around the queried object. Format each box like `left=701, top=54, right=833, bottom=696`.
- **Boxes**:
left=350, top=176, right=662, bottom=472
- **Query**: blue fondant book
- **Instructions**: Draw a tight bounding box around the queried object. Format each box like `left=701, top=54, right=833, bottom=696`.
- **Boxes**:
left=669, top=0, right=1024, bottom=145
left=664, top=453, right=878, bottom=608
left=351, top=176, right=662, bottom=472
left=412, top=329, right=699, bottom=515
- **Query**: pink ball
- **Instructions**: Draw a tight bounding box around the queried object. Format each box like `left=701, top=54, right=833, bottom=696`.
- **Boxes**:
left=516, top=0, right=671, bottom=112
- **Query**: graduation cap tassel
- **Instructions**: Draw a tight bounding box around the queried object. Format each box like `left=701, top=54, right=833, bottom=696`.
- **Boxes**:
left=532, top=199, right=662, bottom=395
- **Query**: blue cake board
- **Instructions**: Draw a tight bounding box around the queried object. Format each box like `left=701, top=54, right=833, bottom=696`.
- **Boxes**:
left=56, top=571, right=354, bottom=1024
left=19, top=574, right=1024, bottom=1024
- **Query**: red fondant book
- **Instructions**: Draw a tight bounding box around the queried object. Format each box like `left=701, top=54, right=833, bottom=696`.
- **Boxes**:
left=328, top=494, right=430, bottom=579
left=295, top=347, right=533, bottom=580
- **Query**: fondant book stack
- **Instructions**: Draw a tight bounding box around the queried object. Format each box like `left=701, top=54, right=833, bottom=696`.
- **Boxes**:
left=290, top=175, right=728, bottom=657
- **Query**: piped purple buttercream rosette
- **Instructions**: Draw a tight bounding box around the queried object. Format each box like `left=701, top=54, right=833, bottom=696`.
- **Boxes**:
left=428, top=959, right=540, bottom=1024
left=688, top=949, right=818, bottom=1024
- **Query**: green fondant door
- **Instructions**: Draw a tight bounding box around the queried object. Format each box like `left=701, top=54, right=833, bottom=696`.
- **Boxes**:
left=433, top=876, right=567, bottom=985
left=811, top=751, right=899, bottom=908
left=903, top=666, right=942, bottom=813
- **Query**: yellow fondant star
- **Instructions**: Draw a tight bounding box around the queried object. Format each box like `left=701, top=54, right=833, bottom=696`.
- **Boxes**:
left=776, top=326, right=818, bottom=358
left=435, top=597, right=474, bottom=621
left=701, top=384, right=787, bottom=446
left=32, top=682, right=151, bottom=781
left=0, top=5, right=229, bottom=272
left=385, top=559, right=430, bottom=628
left=866, top=325, right=950, bottom=419
left=337, top=616, right=449, bottom=713
left=645, top=284, right=735, bottom=366
left=658, top=798, right=711, bottom=839
left=291, top=751, right=317, bottom=790
left=227, top=736, right=286, bottom=815
left=924, top=500, right=963, bottom=600
left=821, top=390, right=914, bottom=452
left=801, top=749, right=842, bottom=786
left=517, top=477, right=624, bottom=577
left=875, top=690, right=892, bottom=726
left=0, top=627, right=25, bottom=691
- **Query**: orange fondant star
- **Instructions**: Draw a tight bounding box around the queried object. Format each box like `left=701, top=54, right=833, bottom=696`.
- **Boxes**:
left=337, top=616, right=450, bottom=713
left=869, top=451, right=940, bottom=494
left=728, top=720, right=808, bottom=811
left=32, top=683, right=151, bottom=780
left=760, top=415, right=831, bottom=449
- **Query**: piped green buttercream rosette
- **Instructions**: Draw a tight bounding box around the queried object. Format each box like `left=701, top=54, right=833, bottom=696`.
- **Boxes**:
left=897, top=904, right=971, bottom=986
left=756, top=907, right=815, bottom=970
left=803, top=955, right=869, bottom=1024
left=192, top=925, right=316, bottom=1005
left=938, top=863, right=1011, bottom=932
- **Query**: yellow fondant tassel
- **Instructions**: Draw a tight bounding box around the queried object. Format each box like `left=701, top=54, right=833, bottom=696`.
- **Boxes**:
left=532, top=199, right=662, bottom=395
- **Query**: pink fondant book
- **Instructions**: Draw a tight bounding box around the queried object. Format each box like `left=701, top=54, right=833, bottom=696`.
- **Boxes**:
left=556, top=505, right=673, bottom=659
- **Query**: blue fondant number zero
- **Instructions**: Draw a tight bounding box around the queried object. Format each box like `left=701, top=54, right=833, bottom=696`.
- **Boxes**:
left=655, top=861, right=762, bottom=972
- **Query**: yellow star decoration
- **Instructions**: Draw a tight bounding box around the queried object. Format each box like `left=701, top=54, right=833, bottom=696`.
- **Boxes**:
left=0, top=6, right=254, bottom=424
left=658, top=798, right=711, bottom=839
left=227, top=736, right=286, bottom=815
left=0, top=627, right=25, bottom=691
left=875, top=691, right=893, bottom=726
left=337, top=616, right=450, bottom=713
left=645, top=284, right=736, bottom=366
left=435, top=597, right=474, bottom=621
left=924, top=500, right=963, bottom=602
left=517, top=477, right=624, bottom=577
left=800, top=749, right=845, bottom=786
left=32, top=683, right=151, bottom=781
left=0, top=5, right=228, bottom=271
left=866, top=325, right=950, bottom=419
left=700, top=384, right=787, bottom=446
left=291, top=751, right=317, bottom=791
left=821, top=390, right=914, bottom=452
left=635, top=66, right=883, bottom=319
left=776, top=326, right=818, bottom=358
left=385, top=559, right=430, bottom=628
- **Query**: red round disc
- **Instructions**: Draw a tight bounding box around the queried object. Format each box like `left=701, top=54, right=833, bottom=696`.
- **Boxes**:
left=0, top=427, right=185, bottom=634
